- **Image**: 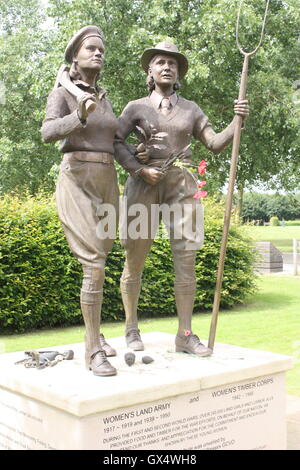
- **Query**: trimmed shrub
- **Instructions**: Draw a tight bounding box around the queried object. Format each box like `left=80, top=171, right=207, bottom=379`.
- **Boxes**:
left=0, top=195, right=257, bottom=333
left=269, top=216, right=280, bottom=226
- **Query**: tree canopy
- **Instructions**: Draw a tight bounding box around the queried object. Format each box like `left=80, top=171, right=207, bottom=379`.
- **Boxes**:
left=0, top=0, right=299, bottom=194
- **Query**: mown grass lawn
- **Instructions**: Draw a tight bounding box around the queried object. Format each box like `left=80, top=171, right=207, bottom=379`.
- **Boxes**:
left=1, top=275, right=299, bottom=396
left=243, top=225, right=300, bottom=253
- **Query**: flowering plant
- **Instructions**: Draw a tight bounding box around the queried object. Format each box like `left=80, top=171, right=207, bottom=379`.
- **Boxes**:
left=193, top=160, right=208, bottom=199
left=135, top=122, right=168, bottom=163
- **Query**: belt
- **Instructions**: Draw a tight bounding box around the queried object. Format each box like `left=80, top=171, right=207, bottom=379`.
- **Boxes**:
left=64, top=152, right=114, bottom=164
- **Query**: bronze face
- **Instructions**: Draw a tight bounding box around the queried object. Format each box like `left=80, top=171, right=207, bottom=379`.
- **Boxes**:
left=75, top=36, right=105, bottom=72
left=149, top=54, right=179, bottom=90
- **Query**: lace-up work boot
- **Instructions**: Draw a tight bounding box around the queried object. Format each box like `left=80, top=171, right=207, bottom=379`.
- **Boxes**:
left=175, top=333, right=212, bottom=357
left=99, top=333, right=117, bottom=357
left=125, top=328, right=144, bottom=351
left=86, top=348, right=117, bottom=376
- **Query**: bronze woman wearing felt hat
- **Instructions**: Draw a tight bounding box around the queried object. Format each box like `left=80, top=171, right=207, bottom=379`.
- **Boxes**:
left=114, top=41, right=249, bottom=355
left=42, top=26, right=119, bottom=377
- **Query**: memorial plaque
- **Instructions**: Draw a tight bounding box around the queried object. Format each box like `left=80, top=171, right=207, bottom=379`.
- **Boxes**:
left=98, top=373, right=286, bottom=450
left=255, top=242, right=283, bottom=273
left=0, top=333, right=292, bottom=450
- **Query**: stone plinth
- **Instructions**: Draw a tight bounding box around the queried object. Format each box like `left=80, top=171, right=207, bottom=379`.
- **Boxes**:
left=255, top=242, right=283, bottom=273
left=0, top=333, right=292, bottom=450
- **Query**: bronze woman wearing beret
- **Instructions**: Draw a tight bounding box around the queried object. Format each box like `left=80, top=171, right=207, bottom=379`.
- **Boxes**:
left=114, top=42, right=249, bottom=356
left=42, top=26, right=118, bottom=376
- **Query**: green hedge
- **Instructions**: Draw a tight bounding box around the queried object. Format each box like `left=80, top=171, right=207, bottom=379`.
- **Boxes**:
left=285, top=220, right=300, bottom=226
left=0, top=195, right=257, bottom=333
left=241, top=192, right=300, bottom=223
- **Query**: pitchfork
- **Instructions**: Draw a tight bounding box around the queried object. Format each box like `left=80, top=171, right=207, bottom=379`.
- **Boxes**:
left=208, top=0, right=270, bottom=351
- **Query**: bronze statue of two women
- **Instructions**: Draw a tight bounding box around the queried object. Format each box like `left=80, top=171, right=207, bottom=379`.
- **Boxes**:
left=42, top=26, right=249, bottom=377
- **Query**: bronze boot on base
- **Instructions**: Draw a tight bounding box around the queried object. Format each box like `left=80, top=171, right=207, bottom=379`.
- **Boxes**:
left=99, top=333, right=117, bottom=357
left=81, top=284, right=117, bottom=377
left=174, top=287, right=212, bottom=357
left=175, top=333, right=212, bottom=357
left=125, top=328, right=144, bottom=351
left=120, top=279, right=144, bottom=351
left=85, top=345, right=117, bottom=377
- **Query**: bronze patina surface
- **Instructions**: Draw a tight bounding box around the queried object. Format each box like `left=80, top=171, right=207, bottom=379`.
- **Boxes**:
left=42, top=26, right=118, bottom=376
left=114, top=41, right=249, bottom=356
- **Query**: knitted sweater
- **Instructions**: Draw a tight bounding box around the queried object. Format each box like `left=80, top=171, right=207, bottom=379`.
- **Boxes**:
left=114, top=92, right=235, bottom=174
left=41, top=84, right=117, bottom=155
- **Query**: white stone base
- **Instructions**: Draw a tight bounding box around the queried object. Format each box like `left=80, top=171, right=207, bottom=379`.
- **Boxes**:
left=0, top=332, right=292, bottom=450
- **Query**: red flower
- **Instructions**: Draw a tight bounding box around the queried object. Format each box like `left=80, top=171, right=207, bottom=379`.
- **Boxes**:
left=194, top=160, right=208, bottom=199
left=198, top=160, right=206, bottom=175
left=193, top=190, right=208, bottom=199
left=197, top=180, right=207, bottom=188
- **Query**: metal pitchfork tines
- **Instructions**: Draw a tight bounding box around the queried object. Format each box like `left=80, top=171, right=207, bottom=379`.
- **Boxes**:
left=208, top=0, right=270, bottom=352
left=236, top=0, right=270, bottom=57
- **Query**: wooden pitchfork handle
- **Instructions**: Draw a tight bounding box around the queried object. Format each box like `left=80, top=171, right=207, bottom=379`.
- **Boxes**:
left=208, top=0, right=270, bottom=351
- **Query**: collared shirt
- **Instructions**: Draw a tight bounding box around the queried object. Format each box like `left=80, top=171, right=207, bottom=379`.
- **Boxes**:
left=72, top=79, right=107, bottom=100
left=149, top=90, right=178, bottom=110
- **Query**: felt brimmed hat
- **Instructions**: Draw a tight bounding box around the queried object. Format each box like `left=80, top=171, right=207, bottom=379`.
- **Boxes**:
left=64, top=25, right=104, bottom=64
left=141, top=41, right=188, bottom=79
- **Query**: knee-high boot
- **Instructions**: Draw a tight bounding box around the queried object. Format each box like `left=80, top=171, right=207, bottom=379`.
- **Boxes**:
left=174, top=282, right=197, bottom=336
left=81, top=265, right=117, bottom=376
left=173, top=250, right=212, bottom=356
left=120, top=260, right=144, bottom=351
left=173, top=250, right=196, bottom=335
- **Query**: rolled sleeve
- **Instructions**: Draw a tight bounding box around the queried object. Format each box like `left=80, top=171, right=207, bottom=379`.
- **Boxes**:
left=41, top=88, right=85, bottom=143
left=192, top=105, right=211, bottom=141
